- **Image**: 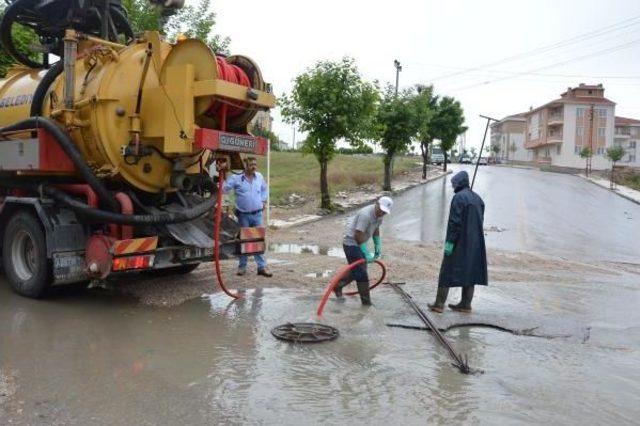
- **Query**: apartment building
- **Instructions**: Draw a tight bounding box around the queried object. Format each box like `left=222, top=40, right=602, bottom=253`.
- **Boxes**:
left=250, top=110, right=273, bottom=132
left=523, top=84, right=616, bottom=170
left=614, top=117, right=640, bottom=166
left=490, top=113, right=528, bottom=162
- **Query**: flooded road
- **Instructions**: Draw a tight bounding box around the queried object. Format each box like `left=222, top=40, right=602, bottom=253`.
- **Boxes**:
left=384, top=165, right=640, bottom=263
left=2, top=165, right=640, bottom=424
left=2, top=271, right=640, bottom=424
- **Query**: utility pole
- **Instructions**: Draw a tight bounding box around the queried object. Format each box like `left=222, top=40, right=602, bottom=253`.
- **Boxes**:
left=292, top=125, right=296, bottom=150
left=394, top=59, right=402, bottom=96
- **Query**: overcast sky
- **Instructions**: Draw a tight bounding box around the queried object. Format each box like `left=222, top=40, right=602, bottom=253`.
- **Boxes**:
left=208, top=0, right=640, bottom=150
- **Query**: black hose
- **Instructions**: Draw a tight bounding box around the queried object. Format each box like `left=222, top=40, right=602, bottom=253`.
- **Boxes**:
left=0, top=0, right=45, bottom=68
left=43, top=186, right=217, bottom=225
left=0, top=117, right=120, bottom=212
left=30, top=61, right=63, bottom=116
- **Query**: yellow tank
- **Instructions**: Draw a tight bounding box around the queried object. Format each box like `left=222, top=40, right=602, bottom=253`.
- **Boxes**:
left=0, top=31, right=275, bottom=193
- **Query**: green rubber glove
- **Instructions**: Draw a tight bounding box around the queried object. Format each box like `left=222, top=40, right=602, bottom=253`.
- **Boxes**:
left=373, top=235, right=382, bottom=259
left=444, top=241, right=455, bottom=256
left=359, top=243, right=375, bottom=263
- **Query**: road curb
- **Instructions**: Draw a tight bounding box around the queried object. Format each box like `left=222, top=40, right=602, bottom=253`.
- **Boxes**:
left=578, top=175, right=640, bottom=205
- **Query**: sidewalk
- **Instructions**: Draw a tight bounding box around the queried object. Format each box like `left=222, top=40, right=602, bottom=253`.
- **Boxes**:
left=579, top=174, right=640, bottom=205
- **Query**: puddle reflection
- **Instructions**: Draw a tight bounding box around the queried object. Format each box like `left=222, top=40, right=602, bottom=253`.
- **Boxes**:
left=269, top=243, right=344, bottom=258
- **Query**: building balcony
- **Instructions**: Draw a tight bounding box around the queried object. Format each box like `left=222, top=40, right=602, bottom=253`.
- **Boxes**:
left=547, top=114, right=563, bottom=126
left=614, top=131, right=630, bottom=138
left=547, top=133, right=563, bottom=144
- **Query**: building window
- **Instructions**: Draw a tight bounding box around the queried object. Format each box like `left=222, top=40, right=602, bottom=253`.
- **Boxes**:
left=597, top=147, right=604, bottom=155
left=630, top=141, right=637, bottom=148
left=557, top=145, right=561, bottom=155
left=577, top=126, right=584, bottom=136
left=630, top=155, right=636, bottom=163
left=598, top=127, right=605, bottom=137
left=577, top=108, right=585, bottom=118
left=574, top=145, right=581, bottom=154
left=545, top=148, right=550, bottom=157
left=597, top=108, right=607, bottom=118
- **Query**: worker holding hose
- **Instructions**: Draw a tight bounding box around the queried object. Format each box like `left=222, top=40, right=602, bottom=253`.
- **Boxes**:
left=333, top=197, right=393, bottom=305
left=428, top=170, right=487, bottom=313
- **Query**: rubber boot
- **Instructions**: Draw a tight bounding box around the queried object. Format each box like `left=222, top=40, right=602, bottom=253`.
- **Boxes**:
left=428, top=287, right=449, bottom=313
left=356, top=281, right=372, bottom=306
left=449, top=286, right=474, bottom=313
left=333, top=279, right=348, bottom=298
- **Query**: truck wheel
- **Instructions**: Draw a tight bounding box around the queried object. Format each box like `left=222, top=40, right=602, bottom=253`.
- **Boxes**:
left=2, top=212, right=51, bottom=298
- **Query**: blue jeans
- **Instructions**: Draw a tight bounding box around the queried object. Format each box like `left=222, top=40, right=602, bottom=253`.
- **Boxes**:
left=237, top=210, right=266, bottom=270
left=343, top=244, right=368, bottom=283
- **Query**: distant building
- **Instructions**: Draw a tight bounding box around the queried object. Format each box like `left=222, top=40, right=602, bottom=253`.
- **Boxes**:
left=490, top=113, right=528, bottom=162
left=614, top=117, right=640, bottom=166
left=250, top=110, right=273, bottom=132
left=522, top=83, right=617, bottom=170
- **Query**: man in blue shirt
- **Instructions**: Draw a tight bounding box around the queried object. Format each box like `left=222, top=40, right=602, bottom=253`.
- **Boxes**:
left=222, top=156, right=272, bottom=277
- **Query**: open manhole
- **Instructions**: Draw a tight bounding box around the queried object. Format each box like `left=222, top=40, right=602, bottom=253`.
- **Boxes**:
left=271, top=322, right=339, bottom=343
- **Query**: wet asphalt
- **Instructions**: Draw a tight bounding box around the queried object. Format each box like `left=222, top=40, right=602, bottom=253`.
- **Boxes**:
left=384, top=164, right=640, bottom=263
left=1, top=164, right=640, bottom=425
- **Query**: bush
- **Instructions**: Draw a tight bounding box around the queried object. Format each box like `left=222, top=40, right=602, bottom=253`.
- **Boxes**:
left=336, top=146, right=374, bottom=155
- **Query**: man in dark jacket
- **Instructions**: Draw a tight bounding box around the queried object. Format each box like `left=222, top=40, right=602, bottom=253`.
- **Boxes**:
left=428, top=170, right=487, bottom=313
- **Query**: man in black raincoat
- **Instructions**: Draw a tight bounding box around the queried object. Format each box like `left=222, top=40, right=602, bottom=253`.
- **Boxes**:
left=428, top=170, right=487, bottom=313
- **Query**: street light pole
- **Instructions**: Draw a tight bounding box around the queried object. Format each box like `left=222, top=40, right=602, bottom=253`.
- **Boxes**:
left=394, top=59, right=402, bottom=96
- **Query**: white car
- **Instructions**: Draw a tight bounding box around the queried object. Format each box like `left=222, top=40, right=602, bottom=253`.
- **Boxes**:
left=478, top=157, right=488, bottom=165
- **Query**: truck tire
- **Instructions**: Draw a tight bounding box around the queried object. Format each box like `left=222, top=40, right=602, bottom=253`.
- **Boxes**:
left=2, top=212, right=52, bottom=298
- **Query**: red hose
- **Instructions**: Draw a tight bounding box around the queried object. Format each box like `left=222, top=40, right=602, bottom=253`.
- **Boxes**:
left=213, top=168, right=241, bottom=299
left=316, top=259, right=386, bottom=316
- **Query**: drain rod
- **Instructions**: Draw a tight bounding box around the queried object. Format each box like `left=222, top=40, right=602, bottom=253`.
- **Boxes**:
left=388, top=283, right=473, bottom=375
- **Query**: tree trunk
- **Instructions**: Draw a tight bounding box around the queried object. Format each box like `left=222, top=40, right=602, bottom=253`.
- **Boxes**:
left=443, top=151, right=448, bottom=172
left=420, top=141, right=430, bottom=179
left=383, top=155, right=392, bottom=191
left=320, top=160, right=331, bottom=209
left=585, top=160, right=589, bottom=178
left=610, top=162, right=615, bottom=189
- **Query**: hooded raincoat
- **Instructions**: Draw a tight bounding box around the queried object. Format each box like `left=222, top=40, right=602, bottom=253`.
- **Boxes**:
left=438, top=171, right=488, bottom=287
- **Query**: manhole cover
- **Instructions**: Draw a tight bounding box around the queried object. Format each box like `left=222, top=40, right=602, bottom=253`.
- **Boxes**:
left=271, top=322, right=339, bottom=343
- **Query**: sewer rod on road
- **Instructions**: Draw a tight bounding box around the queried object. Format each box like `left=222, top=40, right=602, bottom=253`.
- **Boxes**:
left=388, top=283, right=473, bottom=375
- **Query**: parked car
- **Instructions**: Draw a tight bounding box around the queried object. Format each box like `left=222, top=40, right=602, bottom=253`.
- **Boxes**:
left=459, top=155, right=472, bottom=164
left=478, top=157, right=488, bottom=165
left=431, top=152, right=445, bottom=165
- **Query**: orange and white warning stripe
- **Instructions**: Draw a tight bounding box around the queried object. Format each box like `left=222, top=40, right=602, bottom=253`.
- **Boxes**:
left=240, top=227, right=265, bottom=240
left=112, top=236, right=158, bottom=256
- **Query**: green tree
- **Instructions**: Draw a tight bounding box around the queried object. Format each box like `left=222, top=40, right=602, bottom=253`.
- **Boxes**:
left=280, top=57, right=378, bottom=209
left=121, top=0, right=163, bottom=34
left=579, top=147, right=593, bottom=177
left=490, top=143, right=501, bottom=160
left=469, top=147, right=477, bottom=160
left=375, top=86, right=420, bottom=191
left=0, top=5, right=40, bottom=77
left=509, top=141, right=517, bottom=164
left=164, top=0, right=229, bottom=53
left=123, top=0, right=229, bottom=53
left=250, top=122, right=283, bottom=151
left=606, top=146, right=625, bottom=189
left=414, top=85, right=437, bottom=179
left=431, top=96, right=467, bottom=171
